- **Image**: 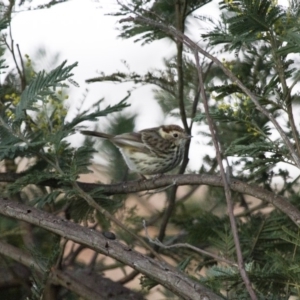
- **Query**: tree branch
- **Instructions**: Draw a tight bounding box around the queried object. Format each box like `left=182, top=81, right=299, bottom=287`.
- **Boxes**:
left=195, top=50, right=257, bottom=299
left=0, top=198, right=224, bottom=300
left=143, top=220, right=236, bottom=266
left=1, top=172, right=299, bottom=226
left=0, top=240, right=144, bottom=300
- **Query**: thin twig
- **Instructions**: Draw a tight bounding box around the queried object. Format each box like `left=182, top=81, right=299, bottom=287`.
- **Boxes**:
left=155, top=2, right=191, bottom=246
left=55, top=238, right=68, bottom=269
left=269, top=32, right=300, bottom=158
left=190, top=60, right=213, bottom=124
left=156, top=185, right=177, bottom=244
left=16, top=43, right=26, bottom=90
left=235, top=202, right=267, bottom=218
left=72, top=181, right=163, bottom=261
left=118, top=270, right=140, bottom=284
left=8, top=25, right=24, bottom=88
left=86, top=251, right=99, bottom=273
left=194, top=51, right=257, bottom=299
left=143, top=220, right=237, bottom=267
left=64, top=244, right=85, bottom=267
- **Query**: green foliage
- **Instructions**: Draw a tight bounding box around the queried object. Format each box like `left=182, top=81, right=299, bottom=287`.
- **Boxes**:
left=15, top=61, right=76, bottom=120
left=172, top=199, right=300, bottom=297
left=0, top=39, right=133, bottom=299
left=196, top=0, right=300, bottom=186
left=0, top=60, right=129, bottom=168
left=2, top=0, right=300, bottom=299
left=86, top=56, right=200, bottom=117
left=28, top=234, right=61, bottom=299
left=113, top=0, right=212, bottom=44
left=205, top=0, right=284, bottom=51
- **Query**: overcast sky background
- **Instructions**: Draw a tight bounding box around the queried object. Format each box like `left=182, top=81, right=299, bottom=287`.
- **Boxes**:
left=5, top=0, right=296, bottom=175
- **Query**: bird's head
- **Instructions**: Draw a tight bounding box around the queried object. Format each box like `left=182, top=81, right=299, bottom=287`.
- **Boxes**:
left=158, top=125, right=191, bottom=146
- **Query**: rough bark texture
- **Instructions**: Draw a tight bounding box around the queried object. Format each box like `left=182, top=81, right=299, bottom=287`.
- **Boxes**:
left=0, top=173, right=298, bottom=225
left=0, top=198, right=223, bottom=300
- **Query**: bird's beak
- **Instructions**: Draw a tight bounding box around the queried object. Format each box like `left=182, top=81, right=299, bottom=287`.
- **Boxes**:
left=184, top=135, right=192, bottom=139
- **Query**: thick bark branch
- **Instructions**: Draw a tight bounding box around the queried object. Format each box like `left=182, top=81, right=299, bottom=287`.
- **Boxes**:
left=82, top=175, right=300, bottom=226
left=0, top=198, right=223, bottom=300
left=0, top=172, right=299, bottom=225
left=0, top=264, right=30, bottom=289
left=0, top=240, right=144, bottom=300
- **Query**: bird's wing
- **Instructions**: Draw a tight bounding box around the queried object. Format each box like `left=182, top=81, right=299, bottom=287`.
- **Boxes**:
left=112, top=132, right=149, bottom=152
left=81, top=130, right=112, bottom=139
left=140, top=128, right=170, bottom=154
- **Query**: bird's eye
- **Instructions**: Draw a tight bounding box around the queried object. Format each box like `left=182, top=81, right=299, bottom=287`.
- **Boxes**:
left=173, top=133, right=178, bottom=138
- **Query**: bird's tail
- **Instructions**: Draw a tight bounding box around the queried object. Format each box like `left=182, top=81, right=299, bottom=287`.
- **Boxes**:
left=80, top=130, right=113, bottom=139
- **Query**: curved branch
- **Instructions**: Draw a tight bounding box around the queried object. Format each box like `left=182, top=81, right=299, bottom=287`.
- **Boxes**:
left=79, top=175, right=300, bottom=225
left=0, top=172, right=299, bottom=225
left=0, top=198, right=223, bottom=300
left=0, top=240, right=144, bottom=300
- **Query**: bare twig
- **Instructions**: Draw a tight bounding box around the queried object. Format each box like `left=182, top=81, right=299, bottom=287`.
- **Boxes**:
left=269, top=32, right=300, bottom=158
left=190, top=60, right=213, bottom=124
left=86, top=251, right=99, bottom=273
left=195, top=51, right=257, bottom=298
left=155, top=1, right=191, bottom=247
left=156, top=184, right=177, bottom=244
left=118, top=270, right=140, bottom=284
left=64, top=244, right=85, bottom=266
left=235, top=202, right=267, bottom=218
left=55, top=238, right=67, bottom=269
left=194, top=51, right=257, bottom=299
left=7, top=25, right=25, bottom=90
left=16, top=44, right=26, bottom=90
left=143, top=220, right=237, bottom=267
left=71, top=181, right=163, bottom=261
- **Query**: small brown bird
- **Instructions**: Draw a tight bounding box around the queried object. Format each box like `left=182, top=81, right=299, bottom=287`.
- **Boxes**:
left=81, top=124, right=191, bottom=175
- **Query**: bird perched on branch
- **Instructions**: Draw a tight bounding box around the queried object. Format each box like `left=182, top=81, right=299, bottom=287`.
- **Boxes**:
left=81, top=124, right=191, bottom=176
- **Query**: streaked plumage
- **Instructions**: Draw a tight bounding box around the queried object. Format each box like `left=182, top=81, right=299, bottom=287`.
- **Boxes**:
left=81, top=124, right=191, bottom=175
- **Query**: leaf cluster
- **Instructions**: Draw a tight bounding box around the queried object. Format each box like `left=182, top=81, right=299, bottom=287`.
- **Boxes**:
left=0, top=57, right=129, bottom=222
left=168, top=195, right=300, bottom=297
left=195, top=0, right=300, bottom=185
left=113, top=0, right=212, bottom=44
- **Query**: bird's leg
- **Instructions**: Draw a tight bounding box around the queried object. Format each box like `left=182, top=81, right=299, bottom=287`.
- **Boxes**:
left=122, top=167, right=130, bottom=182
left=152, top=173, right=164, bottom=181
left=138, top=173, right=148, bottom=180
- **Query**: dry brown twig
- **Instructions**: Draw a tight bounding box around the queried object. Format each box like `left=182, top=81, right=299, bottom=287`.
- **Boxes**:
left=142, top=220, right=237, bottom=267
left=195, top=51, right=257, bottom=299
